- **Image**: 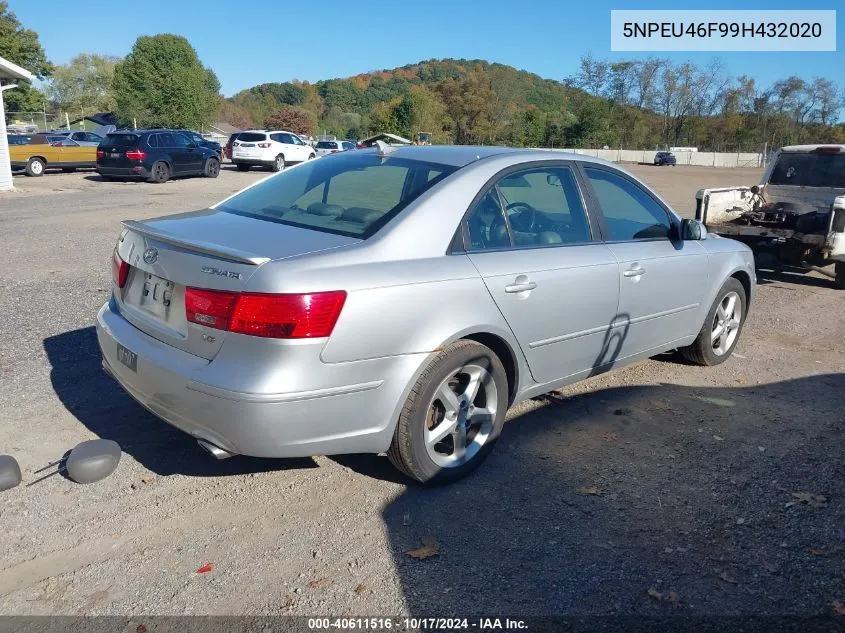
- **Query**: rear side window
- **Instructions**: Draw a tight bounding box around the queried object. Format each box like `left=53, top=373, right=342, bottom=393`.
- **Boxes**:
left=102, top=134, right=140, bottom=148
left=317, top=141, right=337, bottom=149
left=769, top=152, right=845, bottom=188
left=584, top=167, right=672, bottom=241
left=217, top=152, right=457, bottom=239
left=238, top=132, right=266, bottom=142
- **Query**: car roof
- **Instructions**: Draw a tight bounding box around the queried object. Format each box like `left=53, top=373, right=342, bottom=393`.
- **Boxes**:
left=353, top=145, right=617, bottom=168
left=780, top=144, right=845, bottom=153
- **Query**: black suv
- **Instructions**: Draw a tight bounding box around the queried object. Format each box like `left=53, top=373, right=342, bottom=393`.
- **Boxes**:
left=96, top=130, right=221, bottom=183
left=177, top=130, right=223, bottom=160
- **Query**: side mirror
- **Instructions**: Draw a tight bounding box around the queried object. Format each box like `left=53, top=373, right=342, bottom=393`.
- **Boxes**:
left=681, top=218, right=707, bottom=241
left=186, top=143, right=197, bottom=149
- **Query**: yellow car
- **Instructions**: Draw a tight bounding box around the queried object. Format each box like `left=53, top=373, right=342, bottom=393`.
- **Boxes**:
left=10, top=133, right=97, bottom=176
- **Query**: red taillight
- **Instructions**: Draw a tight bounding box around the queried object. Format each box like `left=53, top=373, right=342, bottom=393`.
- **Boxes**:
left=184, top=289, right=346, bottom=339
left=112, top=251, right=129, bottom=288
left=96, top=150, right=104, bottom=159
left=125, top=149, right=146, bottom=160
left=815, top=146, right=842, bottom=154
left=257, top=142, right=271, bottom=148
left=329, top=150, right=338, bottom=154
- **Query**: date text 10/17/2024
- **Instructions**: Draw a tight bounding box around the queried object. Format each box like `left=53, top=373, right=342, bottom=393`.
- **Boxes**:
left=307, top=618, right=528, bottom=630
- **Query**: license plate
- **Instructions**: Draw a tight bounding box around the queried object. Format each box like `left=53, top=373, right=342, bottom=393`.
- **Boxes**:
left=139, top=273, right=174, bottom=321
left=116, top=343, right=137, bottom=372
left=109, top=152, right=121, bottom=158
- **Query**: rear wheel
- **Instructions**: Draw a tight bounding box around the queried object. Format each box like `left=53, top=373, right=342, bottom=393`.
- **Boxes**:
left=270, top=154, right=285, bottom=172
left=387, top=340, right=508, bottom=485
left=203, top=157, right=220, bottom=178
left=680, top=278, right=746, bottom=366
left=148, top=161, right=170, bottom=184
left=25, top=157, right=45, bottom=177
left=835, top=262, right=845, bottom=290
left=236, top=163, right=250, bottom=172
left=308, top=153, right=315, bottom=160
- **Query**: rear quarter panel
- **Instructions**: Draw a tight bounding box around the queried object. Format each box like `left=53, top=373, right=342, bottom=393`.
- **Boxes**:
left=10, top=143, right=57, bottom=165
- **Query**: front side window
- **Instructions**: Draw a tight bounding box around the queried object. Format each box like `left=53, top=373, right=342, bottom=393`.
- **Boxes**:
left=584, top=167, right=672, bottom=241
left=217, top=152, right=456, bottom=238
left=496, top=167, right=592, bottom=247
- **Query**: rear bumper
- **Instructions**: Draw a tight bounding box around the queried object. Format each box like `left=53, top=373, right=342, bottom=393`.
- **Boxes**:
left=95, top=299, right=427, bottom=458
left=231, top=157, right=273, bottom=167
left=97, top=165, right=150, bottom=178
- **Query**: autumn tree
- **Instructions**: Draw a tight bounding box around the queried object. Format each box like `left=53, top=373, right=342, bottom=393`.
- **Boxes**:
left=436, top=72, right=494, bottom=144
left=217, top=100, right=254, bottom=129
left=265, top=106, right=316, bottom=135
left=0, top=0, right=52, bottom=113
left=112, top=34, right=220, bottom=129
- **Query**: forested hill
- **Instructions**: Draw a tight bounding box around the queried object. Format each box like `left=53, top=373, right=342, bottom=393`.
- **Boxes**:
left=220, top=57, right=845, bottom=151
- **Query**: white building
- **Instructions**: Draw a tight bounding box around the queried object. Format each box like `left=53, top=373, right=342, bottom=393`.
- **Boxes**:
left=0, top=56, right=35, bottom=191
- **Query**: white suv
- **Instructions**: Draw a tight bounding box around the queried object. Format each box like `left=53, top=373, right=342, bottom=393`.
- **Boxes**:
left=232, top=130, right=315, bottom=172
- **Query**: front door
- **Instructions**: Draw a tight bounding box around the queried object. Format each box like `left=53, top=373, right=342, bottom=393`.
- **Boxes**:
left=581, top=165, right=709, bottom=358
left=465, top=164, right=621, bottom=384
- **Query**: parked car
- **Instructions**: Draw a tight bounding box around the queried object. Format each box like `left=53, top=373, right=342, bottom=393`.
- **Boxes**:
left=231, top=130, right=315, bottom=171
left=49, top=130, right=106, bottom=146
left=10, top=133, right=97, bottom=176
left=654, top=151, right=677, bottom=166
left=696, top=144, right=845, bottom=288
left=96, top=129, right=221, bottom=183
left=224, top=132, right=240, bottom=160
left=314, top=139, right=355, bottom=156
left=177, top=130, right=223, bottom=161
left=97, top=146, right=754, bottom=484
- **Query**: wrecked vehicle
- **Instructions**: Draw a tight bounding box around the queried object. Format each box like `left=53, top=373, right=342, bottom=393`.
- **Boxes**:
left=695, top=144, right=845, bottom=289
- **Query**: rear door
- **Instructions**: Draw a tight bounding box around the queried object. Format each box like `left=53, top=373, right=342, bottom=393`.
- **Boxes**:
left=175, top=132, right=204, bottom=172
left=465, top=163, right=621, bottom=383
left=581, top=164, right=708, bottom=357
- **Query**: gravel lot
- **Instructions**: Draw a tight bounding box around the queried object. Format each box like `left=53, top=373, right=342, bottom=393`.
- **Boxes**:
left=0, top=163, right=843, bottom=619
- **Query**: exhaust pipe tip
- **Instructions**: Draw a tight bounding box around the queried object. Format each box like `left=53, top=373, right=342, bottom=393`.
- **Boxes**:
left=197, top=439, right=235, bottom=460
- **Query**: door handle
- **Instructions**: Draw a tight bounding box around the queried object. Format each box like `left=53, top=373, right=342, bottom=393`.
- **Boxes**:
left=623, top=266, right=646, bottom=278
left=505, top=280, right=537, bottom=293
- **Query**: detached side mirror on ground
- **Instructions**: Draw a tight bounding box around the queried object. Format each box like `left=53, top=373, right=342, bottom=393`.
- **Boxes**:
left=681, top=218, right=707, bottom=241
left=0, top=455, right=22, bottom=491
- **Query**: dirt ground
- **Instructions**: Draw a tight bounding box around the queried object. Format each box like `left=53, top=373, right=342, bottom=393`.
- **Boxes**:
left=0, top=163, right=843, bottom=619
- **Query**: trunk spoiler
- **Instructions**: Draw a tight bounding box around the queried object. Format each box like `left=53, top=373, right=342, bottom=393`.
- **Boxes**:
left=121, top=220, right=271, bottom=265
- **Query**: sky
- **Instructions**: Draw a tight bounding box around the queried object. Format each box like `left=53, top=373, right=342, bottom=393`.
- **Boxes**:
left=12, top=0, right=844, bottom=97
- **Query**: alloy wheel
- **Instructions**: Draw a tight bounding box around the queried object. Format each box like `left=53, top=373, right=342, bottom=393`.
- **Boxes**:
left=424, top=363, right=498, bottom=468
left=711, top=291, right=742, bottom=356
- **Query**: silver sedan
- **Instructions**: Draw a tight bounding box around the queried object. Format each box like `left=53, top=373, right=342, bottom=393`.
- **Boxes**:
left=96, top=145, right=755, bottom=484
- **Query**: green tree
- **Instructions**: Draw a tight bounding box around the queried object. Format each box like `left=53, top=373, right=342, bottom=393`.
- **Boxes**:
left=112, top=34, right=220, bottom=129
left=49, top=54, right=120, bottom=114
left=0, top=0, right=52, bottom=114
left=265, top=106, right=316, bottom=136
left=217, top=100, right=254, bottom=129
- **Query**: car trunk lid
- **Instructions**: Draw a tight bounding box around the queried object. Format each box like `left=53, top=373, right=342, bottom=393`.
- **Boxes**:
left=113, top=208, right=359, bottom=359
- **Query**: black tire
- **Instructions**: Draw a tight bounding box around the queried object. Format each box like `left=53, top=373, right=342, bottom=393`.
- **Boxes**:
left=835, top=262, right=845, bottom=290
left=25, top=157, right=45, bottom=177
left=203, top=157, right=220, bottom=178
left=270, top=154, right=285, bottom=172
left=679, top=277, right=747, bottom=366
left=308, top=153, right=315, bottom=160
left=148, top=161, right=170, bottom=184
left=236, top=163, right=251, bottom=172
left=387, top=340, right=509, bottom=485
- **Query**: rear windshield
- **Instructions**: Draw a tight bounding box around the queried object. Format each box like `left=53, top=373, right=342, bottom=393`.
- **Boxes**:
left=102, top=134, right=141, bottom=148
left=316, top=141, right=338, bottom=149
left=769, top=152, right=845, bottom=188
left=218, top=151, right=457, bottom=239
left=237, top=132, right=266, bottom=142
